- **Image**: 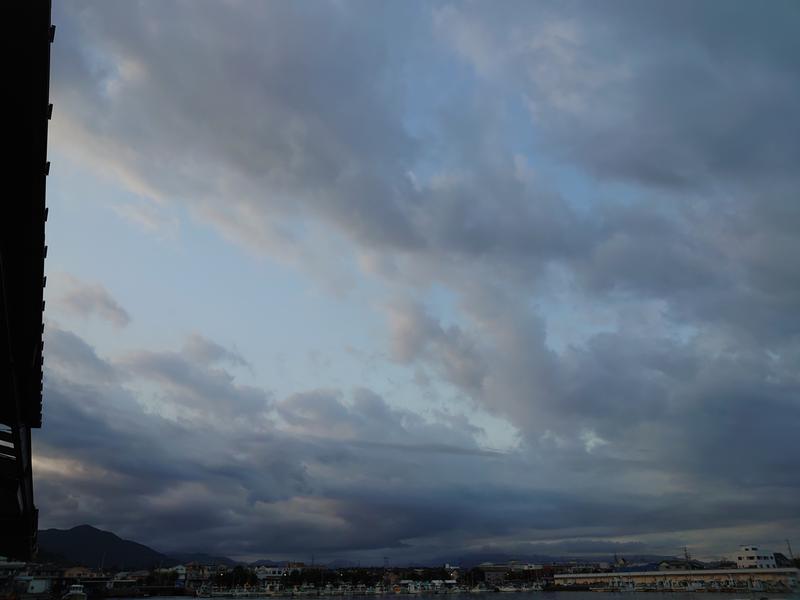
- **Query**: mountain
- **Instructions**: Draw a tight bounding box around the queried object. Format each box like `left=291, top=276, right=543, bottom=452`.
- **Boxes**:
left=427, top=551, right=676, bottom=569
left=38, top=525, right=175, bottom=569
left=170, top=552, right=240, bottom=567
left=324, top=559, right=359, bottom=569
left=38, top=525, right=675, bottom=571
left=248, top=559, right=285, bottom=567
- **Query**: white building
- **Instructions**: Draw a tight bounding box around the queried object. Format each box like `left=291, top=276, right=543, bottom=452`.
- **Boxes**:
left=255, top=566, right=289, bottom=581
left=735, top=546, right=776, bottom=569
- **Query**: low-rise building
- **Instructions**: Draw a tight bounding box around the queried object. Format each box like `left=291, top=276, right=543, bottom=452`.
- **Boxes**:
left=735, top=545, right=776, bottom=569
left=170, top=564, right=187, bottom=580
left=64, top=566, right=94, bottom=579
left=14, top=576, right=53, bottom=596
left=0, top=560, right=26, bottom=577
left=255, top=566, right=289, bottom=581
left=185, top=563, right=213, bottom=588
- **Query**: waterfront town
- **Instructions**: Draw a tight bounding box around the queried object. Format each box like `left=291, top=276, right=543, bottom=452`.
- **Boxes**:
left=2, top=546, right=799, bottom=599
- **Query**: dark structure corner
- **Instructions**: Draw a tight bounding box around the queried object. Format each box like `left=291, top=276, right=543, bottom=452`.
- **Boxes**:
left=1, top=0, right=52, bottom=561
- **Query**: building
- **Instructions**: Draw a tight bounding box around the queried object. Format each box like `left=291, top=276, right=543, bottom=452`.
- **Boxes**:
left=169, top=564, right=187, bottom=581
left=185, top=563, right=213, bottom=588
left=14, top=576, right=53, bottom=596
left=0, top=560, right=26, bottom=578
left=255, top=566, right=289, bottom=581
left=64, top=567, right=94, bottom=579
left=735, top=545, right=776, bottom=569
left=114, top=570, right=149, bottom=583
left=1, top=0, right=53, bottom=562
left=476, top=563, right=507, bottom=584
left=444, top=564, right=460, bottom=580
left=553, top=567, right=799, bottom=592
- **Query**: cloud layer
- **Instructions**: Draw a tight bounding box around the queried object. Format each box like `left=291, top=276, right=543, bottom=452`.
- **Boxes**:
left=38, top=325, right=800, bottom=560
left=42, top=0, right=800, bottom=560
left=53, top=274, right=131, bottom=327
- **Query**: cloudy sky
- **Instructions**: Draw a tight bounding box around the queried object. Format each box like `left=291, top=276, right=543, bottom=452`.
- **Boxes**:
left=40, top=0, right=800, bottom=562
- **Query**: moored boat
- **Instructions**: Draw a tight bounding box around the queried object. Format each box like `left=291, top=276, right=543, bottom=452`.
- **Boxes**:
left=62, top=585, right=87, bottom=600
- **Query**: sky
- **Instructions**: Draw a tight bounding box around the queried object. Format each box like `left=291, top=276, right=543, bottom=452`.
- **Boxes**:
left=38, top=0, right=800, bottom=563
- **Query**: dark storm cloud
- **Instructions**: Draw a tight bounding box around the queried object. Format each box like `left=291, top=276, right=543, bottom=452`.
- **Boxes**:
left=39, top=328, right=800, bottom=559
left=39, top=330, right=532, bottom=557
left=45, top=327, right=118, bottom=384
left=276, top=387, right=494, bottom=456
left=46, top=0, right=800, bottom=557
left=430, top=0, right=800, bottom=340
left=437, top=0, right=800, bottom=189
left=386, top=299, right=800, bottom=507
left=120, top=347, right=270, bottom=422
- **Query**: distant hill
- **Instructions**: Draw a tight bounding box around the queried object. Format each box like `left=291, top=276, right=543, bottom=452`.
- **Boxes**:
left=38, top=525, right=675, bottom=571
left=428, top=551, right=676, bottom=569
left=324, top=559, right=359, bottom=569
left=171, top=552, right=240, bottom=567
left=38, top=525, right=175, bottom=569
left=37, top=525, right=242, bottom=570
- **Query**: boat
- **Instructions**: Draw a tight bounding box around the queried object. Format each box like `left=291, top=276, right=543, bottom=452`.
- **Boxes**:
left=62, top=585, right=87, bottom=600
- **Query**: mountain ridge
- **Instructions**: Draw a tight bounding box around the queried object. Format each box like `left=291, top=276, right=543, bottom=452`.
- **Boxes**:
left=38, top=525, right=675, bottom=569
left=37, top=525, right=234, bottom=569
left=38, top=525, right=174, bottom=569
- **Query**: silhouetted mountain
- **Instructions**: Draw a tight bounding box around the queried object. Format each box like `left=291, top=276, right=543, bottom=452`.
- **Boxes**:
left=38, top=525, right=674, bottom=571
left=37, top=525, right=243, bottom=570
left=38, top=525, right=175, bottom=569
left=324, top=559, right=359, bottom=569
left=171, top=552, right=239, bottom=567
left=35, top=547, right=70, bottom=565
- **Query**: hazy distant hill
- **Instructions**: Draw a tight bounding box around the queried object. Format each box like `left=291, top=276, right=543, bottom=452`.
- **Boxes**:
left=38, top=525, right=175, bottom=569
left=171, top=552, right=240, bottom=567
left=429, top=551, right=675, bottom=568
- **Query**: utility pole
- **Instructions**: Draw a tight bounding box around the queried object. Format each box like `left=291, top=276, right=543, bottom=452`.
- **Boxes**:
left=787, top=539, right=795, bottom=561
